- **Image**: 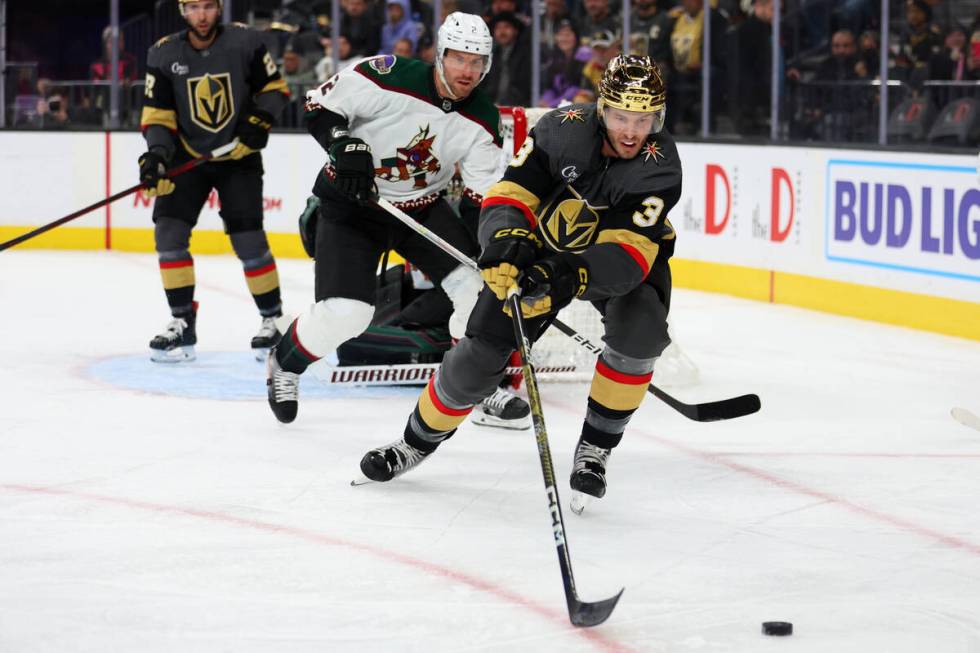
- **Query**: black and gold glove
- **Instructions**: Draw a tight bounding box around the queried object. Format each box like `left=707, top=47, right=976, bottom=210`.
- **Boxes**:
left=477, top=226, right=541, bottom=300
left=515, top=253, right=589, bottom=318
left=137, top=151, right=175, bottom=197
left=229, top=107, right=275, bottom=160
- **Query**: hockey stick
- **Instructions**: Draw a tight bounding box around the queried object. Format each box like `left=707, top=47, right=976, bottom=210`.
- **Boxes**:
left=508, top=290, right=623, bottom=627
left=375, top=197, right=760, bottom=422
left=0, top=140, right=239, bottom=252
left=952, top=407, right=980, bottom=432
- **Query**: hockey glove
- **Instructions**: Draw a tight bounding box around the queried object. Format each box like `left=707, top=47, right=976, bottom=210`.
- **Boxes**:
left=329, top=137, right=376, bottom=202
left=229, top=107, right=275, bottom=160
left=514, top=253, right=589, bottom=318
left=298, top=195, right=321, bottom=258
left=137, top=151, right=175, bottom=197
left=477, top=227, right=542, bottom=300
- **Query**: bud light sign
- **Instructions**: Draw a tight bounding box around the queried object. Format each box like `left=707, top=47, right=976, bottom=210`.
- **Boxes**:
left=827, top=159, right=980, bottom=282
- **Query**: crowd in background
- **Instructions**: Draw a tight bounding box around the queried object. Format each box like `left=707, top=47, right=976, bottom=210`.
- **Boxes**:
left=4, top=0, right=979, bottom=145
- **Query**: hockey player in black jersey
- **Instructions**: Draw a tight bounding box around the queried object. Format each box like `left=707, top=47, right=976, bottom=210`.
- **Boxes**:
left=360, top=55, right=682, bottom=512
left=138, top=0, right=290, bottom=362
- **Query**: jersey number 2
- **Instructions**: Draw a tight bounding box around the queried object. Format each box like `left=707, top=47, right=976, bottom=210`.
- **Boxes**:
left=632, top=196, right=665, bottom=227
left=262, top=52, right=278, bottom=77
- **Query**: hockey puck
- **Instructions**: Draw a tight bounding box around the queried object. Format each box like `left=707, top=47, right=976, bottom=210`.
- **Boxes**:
left=762, top=621, right=793, bottom=636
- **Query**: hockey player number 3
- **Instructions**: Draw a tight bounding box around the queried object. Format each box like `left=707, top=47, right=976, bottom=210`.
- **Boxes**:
left=632, top=195, right=665, bottom=227
left=510, top=136, right=534, bottom=167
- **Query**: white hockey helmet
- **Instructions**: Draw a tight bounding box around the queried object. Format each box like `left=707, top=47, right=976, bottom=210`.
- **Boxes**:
left=436, top=12, right=493, bottom=93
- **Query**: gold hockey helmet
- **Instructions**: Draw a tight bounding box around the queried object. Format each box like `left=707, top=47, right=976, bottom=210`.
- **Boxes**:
left=597, top=55, right=667, bottom=132
left=178, top=0, right=224, bottom=13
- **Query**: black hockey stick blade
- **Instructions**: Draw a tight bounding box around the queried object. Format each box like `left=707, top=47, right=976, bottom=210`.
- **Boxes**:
left=649, top=385, right=761, bottom=422
left=569, top=587, right=625, bottom=627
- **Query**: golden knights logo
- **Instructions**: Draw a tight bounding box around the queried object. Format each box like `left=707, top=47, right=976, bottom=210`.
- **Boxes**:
left=540, top=188, right=607, bottom=252
left=186, top=73, right=235, bottom=133
left=376, top=125, right=442, bottom=189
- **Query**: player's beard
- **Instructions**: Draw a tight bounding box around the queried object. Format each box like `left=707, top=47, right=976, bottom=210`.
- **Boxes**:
left=188, top=18, right=218, bottom=42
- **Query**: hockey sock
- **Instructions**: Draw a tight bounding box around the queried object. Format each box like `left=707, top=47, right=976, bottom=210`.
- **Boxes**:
left=275, top=321, right=321, bottom=374
left=159, top=255, right=195, bottom=316
left=582, top=355, right=654, bottom=448
left=405, top=377, right=473, bottom=448
left=241, top=253, right=282, bottom=317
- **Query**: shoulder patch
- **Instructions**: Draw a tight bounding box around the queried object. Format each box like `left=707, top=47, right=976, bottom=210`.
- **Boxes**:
left=368, top=54, right=398, bottom=75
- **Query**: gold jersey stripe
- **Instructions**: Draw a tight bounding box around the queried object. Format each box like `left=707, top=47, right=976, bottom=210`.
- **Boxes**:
left=258, top=78, right=290, bottom=96
left=596, top=228, right=660, bottom=271
left=485, top=180, right=541, bottom=214
left=140, top=107, right=177, bottom=131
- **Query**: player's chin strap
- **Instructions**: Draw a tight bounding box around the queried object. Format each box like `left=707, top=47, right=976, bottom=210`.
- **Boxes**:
left=435, top=62, right=459, bottom=101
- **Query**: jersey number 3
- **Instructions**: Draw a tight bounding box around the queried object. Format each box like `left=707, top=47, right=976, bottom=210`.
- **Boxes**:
left=632, top=196, right=665, bottom=228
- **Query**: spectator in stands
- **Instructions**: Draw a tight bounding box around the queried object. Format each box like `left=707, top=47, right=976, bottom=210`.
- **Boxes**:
left=631, top=0, right=674, bottom=65
left=482, top=11, right=532, bottom=106
left=541, top=0, right=578, bottom=50
left=855, top=29, right=880, bottom=78
left=315, top=35, right=359, bottom=82
left=580, top=0, right=620, bottom=39
left=31, top=84, right=99, bottom=129
left=731, top=0, right=772, bottom=135
left=282, top=47, right=319, bottom=90
left=895, top=0, right=944, bottom=82
left=667, top=0, right=726, bottom=134
left=970, top=15, right=980, bottom=79
left=393, top=37, right=415, bottom=57
left=580, top=29, right=620, bottom=96
left=929, top=25, right=973, bottom=80
left=540, top=19, right=589, bottom=106
left=89, top=26, right=138, bottom=83
left=814, top=29, right=865, bottom=81
left=484, top=0, right=530, bottom=26
left=379, top=0, right=420, bottom=55
left=416, top=33, right=437, bottom=64
left=342, top=0, right=383, bottom=59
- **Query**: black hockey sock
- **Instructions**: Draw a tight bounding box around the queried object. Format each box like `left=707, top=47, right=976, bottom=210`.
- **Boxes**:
left=404, top=405, right=455, bottom=453
left=581, top=398, right=630, bottom=449
left=275, top=321, right=320, bottom=374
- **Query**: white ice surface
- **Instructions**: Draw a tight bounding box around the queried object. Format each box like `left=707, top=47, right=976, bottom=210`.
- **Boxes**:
left=2, top=250, right=980, bottom=653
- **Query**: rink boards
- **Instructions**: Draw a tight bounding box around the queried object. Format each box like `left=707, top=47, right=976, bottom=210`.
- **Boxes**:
left=0, top=130, right=977, bottom=340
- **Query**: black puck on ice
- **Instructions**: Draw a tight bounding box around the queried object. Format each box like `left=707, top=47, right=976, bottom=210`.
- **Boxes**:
left=762, top=621, right=793, bottom=636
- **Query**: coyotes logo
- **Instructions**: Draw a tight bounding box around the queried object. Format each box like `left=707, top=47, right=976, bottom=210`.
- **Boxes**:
left=376, top=125, right=442, bottom=189
left=187, top=72, right=234, bottom=133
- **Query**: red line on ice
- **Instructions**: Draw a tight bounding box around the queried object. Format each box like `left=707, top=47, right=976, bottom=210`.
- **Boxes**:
left=0, top=483, right=634, bottom=653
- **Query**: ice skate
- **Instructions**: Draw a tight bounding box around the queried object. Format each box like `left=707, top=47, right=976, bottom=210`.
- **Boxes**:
left=266, top=349, right=299, bottom=423
left=569, top=438, right=611, bottom=515
left=149, top=311, right=197, bottom=363
left=251, top=315, right=282, bottom=361
left=359, top=437, right=432, bottom=482
left=470, top=387, right=531, bottom=430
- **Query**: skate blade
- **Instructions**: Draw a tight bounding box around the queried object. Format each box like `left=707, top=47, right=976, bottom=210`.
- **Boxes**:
left=350, top=474, right=375, bottom=487
left=469, top=411, right=531, bottom=431
left=570, top=491, right=594, bottom=516
left=150, top=345, right=196, bottom=363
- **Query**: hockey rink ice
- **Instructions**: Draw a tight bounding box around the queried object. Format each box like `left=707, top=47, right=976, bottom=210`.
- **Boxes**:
left=2, top=249, right=980, bottom=653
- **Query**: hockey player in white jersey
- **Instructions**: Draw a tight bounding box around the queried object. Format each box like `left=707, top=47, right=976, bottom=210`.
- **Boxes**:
left=266, top=12, right=529, bottom=429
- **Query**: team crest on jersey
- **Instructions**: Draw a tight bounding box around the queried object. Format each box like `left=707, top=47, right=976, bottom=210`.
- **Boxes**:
left=186, top=72, right=235, bottom=133
left=557, top=108, right=585, bottom=124
left=376, top=125, right=442, bottom=189
left=368, top=55, right=396, bottom=75
left=641, top=139, right=665, bottom=164
left=540, top=189, right=607, bottom=252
